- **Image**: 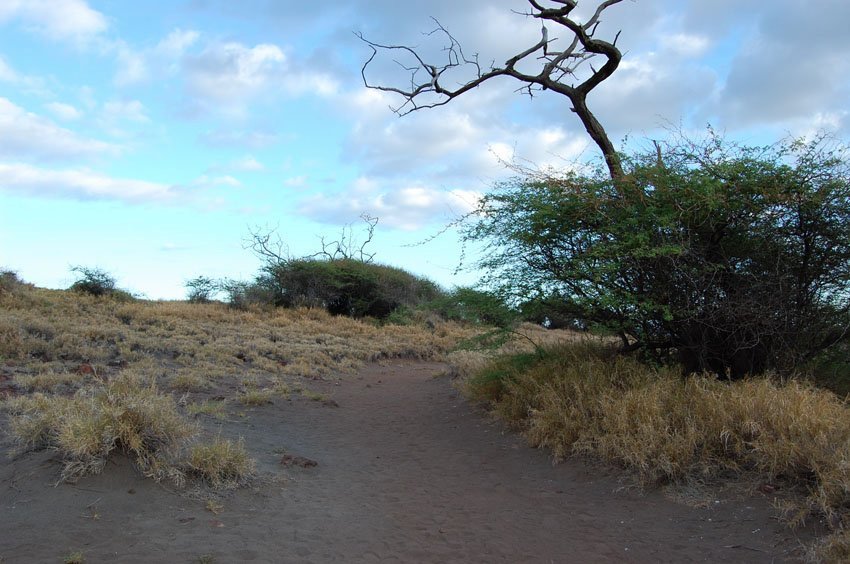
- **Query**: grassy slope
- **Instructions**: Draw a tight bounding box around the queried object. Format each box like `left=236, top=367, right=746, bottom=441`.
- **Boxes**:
left=0, top=282, right=478, bottom=487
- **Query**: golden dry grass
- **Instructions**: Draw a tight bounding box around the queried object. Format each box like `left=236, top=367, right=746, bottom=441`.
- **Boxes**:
left=0, top=283, right=478, bottom=488
left=463, top=341, right=850, bottom=546
left=0, top=286, right=474, bottom=389
left=5, top=371, right=197, bottom=483
left=186, top=436, right=255, bottom=489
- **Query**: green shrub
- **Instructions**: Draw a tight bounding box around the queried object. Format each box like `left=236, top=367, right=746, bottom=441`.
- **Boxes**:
left=262, top=258, right=441, bottom=319
left=185, top=276, right=219, bottom=303
left=425, top=287, right=515, bottom=326
left=69, top=266, right=118, bottom=297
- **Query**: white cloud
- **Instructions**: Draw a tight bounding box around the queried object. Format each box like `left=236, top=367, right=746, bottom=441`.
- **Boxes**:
left=114, top=43, right=149, bottom=86
left=710, top=0, right=850, bottom=130
left=660, top=33, right=711, bottom=58
left=0, top=55, right=18, bottom=82
left=102, top=100, right=149, bottom=123
left=0, top=163, right=174, bottom=202
left=199, top=128, right=281, bottom=149
left=0, top=55, right=49, bottom=95
left=185, top=42, right=286, bottom=103
left=229, top=156, right=264, bottom=172
left=45, top=102, right=83, bottom=121
left=0, top=0, right=107, bottom=42
left=112, top=28, right=200, bottom=87
left=298, top=177, right=480, bottom=231
left=155, top=29, right=200, bottom=58
left=159, top=242, right=192, bottom=252
left=206, top=155, right=265, bottom=175
left=191, top=174, right=243, bottom=188
left=0, top=97, right=117, bottom=161
left=284, top=175, right=308, bottom=187
left=283, top=71, right=339, bottom=97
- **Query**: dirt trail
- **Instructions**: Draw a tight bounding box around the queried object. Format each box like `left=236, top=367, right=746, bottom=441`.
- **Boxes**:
left=1, top=361, right=813, bottom=562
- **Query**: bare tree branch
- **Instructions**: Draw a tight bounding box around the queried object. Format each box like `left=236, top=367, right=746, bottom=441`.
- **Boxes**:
left=245, top=224, right=291, bottom=267
left=247, top=215, right=380, bottom=267
left=358, top=0, right=627, bottom=180
left=307, top=213, right=379, bottom=263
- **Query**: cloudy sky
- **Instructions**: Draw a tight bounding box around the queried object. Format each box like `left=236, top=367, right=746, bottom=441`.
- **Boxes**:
left=1, top=0, right=848, bottom=299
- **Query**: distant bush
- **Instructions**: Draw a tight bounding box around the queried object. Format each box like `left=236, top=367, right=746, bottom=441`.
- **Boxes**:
left=217, top=278, right=276, bottom=310
left=0, top=269, right=29, bottom=295
left=69, top=266, right=117, bottom=297
left=185, top=276, right=219, bottom=303
left=261, top=258, right=441, bottom=319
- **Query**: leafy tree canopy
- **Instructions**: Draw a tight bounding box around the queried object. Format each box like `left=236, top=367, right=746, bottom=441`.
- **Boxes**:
left=464, top=133, right=850, bottom=378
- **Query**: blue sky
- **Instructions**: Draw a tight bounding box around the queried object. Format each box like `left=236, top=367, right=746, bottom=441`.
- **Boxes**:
left=1, top=0, right=849, bottom=299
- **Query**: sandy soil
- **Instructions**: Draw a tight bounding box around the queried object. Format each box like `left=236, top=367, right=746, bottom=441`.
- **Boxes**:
left=1, top=361, right=816, bottom=563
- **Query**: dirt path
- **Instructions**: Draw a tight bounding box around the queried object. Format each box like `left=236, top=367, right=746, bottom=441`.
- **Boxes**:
left=1, top=361, right=814, bottom=562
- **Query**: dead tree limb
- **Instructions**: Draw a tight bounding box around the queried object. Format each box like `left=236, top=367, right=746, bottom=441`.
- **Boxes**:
left=357, top=0, right=627, bottom=181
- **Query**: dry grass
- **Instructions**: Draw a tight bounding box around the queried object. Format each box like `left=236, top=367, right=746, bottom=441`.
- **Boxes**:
left=63, top=551, right=85, bottom=564
left=5, top=372, right=197, bottom=483
left=0, top=283, right=476, bottom=489
left=186, top=437, right=255, bottom=489
left=446, top=322, right=592, bottom=379
left=238, top=388, right=274, bottom=406
left=187, top=400, right=227, bottom=419
left=807, top=528, right=850, bottom=562
left=463, top=341, right=850, bottom=542
left=0, top=286, right=475, bottom=393
left=15, top=370, right=87, bottom=392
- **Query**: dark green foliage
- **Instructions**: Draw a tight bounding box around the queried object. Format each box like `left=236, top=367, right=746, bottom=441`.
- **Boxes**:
left=465, top=134, right=850, bottom=378
left=806, top=341, right=850, bottom=396
left=519, top=294, right=586, bottom=331
left=467, top=350, right=550, bottom=403
left=261, top=259, right=441, bottom=319
left=69, top=266, right=118, bottom=297
left=426, top=287, right=515, bottom=326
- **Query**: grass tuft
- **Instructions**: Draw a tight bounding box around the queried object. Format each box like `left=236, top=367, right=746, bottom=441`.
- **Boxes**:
left=63, top=551, right=85, bottom=564
left=187, top=399, right=227, bottom=419
left=186, top=436, right=255, bottom=489
left=4, top=372, right=197, bottom=483
left=239, top=388, right=274, bottom=406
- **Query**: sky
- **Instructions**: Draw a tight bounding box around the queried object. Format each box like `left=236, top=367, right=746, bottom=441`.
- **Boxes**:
left=1, top=0, right=849, bottom=299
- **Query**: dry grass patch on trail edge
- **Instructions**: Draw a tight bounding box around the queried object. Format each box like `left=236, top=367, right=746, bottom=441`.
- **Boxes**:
left=186, top=436, right=255, bottom=489
left=3, top=371, right=196, bottom=484
left=462, top=341, right=850, bottom=538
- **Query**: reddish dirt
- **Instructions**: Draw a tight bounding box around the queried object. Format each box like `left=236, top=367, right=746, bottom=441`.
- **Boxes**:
left=0, top=361, right=816, bottom=562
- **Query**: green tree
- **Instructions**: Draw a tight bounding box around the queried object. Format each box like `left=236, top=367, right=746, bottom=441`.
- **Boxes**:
left=465, top=134, right=850, bottom=377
